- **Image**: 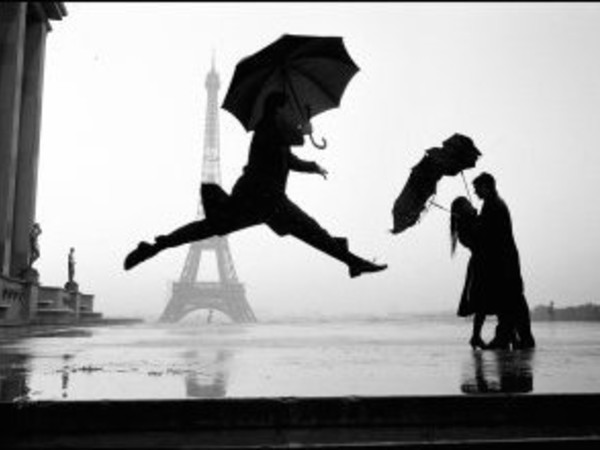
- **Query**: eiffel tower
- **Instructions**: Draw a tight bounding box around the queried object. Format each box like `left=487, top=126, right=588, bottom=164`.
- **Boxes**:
left=159, top=58, right=256, bottom=324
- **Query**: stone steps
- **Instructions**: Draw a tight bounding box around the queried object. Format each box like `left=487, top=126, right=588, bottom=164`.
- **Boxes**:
left=2, top=394, right=599, bottom=448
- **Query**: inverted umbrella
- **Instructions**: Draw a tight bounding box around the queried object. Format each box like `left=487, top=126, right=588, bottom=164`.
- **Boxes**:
left=391, top=133, right=481, bottom=235
left=222, top=34, right=360, bottom=149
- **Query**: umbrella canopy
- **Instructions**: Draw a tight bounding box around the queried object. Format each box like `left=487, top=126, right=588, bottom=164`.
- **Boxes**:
left=222, top=34, right=359, bottom=148
left=391, top=133, right=482, bottom=235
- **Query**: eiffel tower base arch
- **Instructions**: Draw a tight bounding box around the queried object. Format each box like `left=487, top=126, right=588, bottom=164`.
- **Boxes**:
left=159, top=279, right=256, bottom=324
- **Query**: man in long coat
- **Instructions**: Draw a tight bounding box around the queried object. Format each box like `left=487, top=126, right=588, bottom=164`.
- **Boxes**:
left=472, top=172, right=535, bottom=349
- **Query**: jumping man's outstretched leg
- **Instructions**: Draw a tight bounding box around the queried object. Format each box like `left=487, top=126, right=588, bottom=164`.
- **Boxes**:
left=268, top=200, right=388, bottom=278
left=124, top=219, right=216, bottom=270
left=328, top=237, right=388, bottom=277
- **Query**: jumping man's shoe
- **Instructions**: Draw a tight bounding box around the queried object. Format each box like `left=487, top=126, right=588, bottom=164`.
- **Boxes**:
left=124, top=241, right=160, bottom=271
left=349, top=259, right=388, bottom=278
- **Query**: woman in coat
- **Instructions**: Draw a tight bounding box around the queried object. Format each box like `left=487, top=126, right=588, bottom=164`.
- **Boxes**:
left=450, top=196, right=490, bottom=349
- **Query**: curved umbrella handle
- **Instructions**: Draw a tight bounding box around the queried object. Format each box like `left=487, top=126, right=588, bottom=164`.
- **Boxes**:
left=301, top=103, right=327, bottom=149
left=310, top=133, right=327, bottom=149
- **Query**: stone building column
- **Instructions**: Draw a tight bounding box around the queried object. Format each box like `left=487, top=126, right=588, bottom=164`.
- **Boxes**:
left=11, top=14, right=49, bottom=277
left=0, top=2, right=27, bottom=276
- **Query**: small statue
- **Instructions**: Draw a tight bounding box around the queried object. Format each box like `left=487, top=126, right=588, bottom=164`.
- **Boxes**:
left=28, top=222, right=42, bottom=268
left=21, top=222, right=42, bottom=283
left=68, top=247, right=76, bottom=284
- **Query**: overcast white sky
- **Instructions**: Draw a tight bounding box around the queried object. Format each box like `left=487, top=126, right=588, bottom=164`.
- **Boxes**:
left=35, top=2, right=600, bottom=320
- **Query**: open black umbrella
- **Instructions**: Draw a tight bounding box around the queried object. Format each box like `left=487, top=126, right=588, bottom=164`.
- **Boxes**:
left=391, top=133, right=482, bottom=235
left=222, top=34, right=360, bottom=149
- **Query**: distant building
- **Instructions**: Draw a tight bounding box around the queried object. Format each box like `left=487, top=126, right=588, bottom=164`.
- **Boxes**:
left=531, top=302, right=600, bottom=322
left=0, top=3, right=99, bottom=325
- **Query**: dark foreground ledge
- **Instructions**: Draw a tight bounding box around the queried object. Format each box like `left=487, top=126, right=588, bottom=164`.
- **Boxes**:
left=2, top=394, right=600, bottom=448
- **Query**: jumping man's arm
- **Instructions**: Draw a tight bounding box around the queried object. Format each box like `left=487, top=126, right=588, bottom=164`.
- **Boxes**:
left=289, top=152, right=328, bottom=179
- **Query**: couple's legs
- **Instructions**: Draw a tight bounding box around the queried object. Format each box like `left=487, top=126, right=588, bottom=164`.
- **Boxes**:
left=267, top=199, right=387, bottom=278
left=470, top=313, right=487, bottom=349
left=513, top=294, right=536, bottom=349
left=488, top=294, right=535, bottom=350
left=488, top=311, right=514, bottom=350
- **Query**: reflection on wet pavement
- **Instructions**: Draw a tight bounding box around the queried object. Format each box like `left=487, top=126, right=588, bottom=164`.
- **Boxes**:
left=461, top=349, right=534, bottom=394
left=0, top=320, right=598, bottom=401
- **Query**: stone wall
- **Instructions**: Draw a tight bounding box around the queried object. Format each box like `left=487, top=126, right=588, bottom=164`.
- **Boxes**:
left=0, top=274, right=98, bottom=326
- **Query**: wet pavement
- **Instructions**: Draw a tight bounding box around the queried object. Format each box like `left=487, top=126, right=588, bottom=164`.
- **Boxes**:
left=0, top=318, right=599, bottom=401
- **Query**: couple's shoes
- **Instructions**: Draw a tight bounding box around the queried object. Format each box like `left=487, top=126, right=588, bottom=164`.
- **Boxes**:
left=513, top=336, right=536, bottom=350
left=485, top=338, right=510, bottom=350
left=469, top=337, right=513, bottom=350
left=489, top=333, right=536, bottom=350
left=471, top=336, right=536, bottom=351
left=124, top=241, right=162, bottom=271
left=469, top=336, right=488, bottom=350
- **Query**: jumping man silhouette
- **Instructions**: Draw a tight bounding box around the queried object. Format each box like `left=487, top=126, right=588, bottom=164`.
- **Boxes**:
left=124, top=92, right=387, bottom=278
